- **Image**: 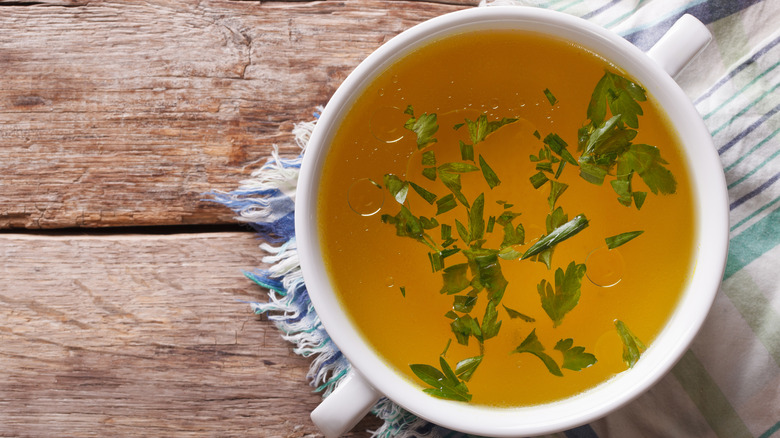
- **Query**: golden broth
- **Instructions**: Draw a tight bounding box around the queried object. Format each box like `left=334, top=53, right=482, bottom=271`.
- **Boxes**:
left=317, top=30, right=695, bottom=407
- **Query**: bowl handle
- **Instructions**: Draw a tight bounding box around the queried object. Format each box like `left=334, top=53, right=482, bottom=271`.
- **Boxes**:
left=646, top=14, right=712, bottom=78
left=311, top=368, right=382, bottom=437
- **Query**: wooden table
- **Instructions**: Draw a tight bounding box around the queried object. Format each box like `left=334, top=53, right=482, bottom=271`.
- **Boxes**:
left=0, top=1, right=477, bottom=435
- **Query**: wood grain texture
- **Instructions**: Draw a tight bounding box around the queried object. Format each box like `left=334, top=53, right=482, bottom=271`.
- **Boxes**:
left=0, top=0, right=476, bottom=229
left=0, top=232, right=381, bottom=436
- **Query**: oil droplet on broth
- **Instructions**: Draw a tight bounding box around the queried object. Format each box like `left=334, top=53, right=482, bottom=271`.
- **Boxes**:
left=586, top=246, right=625, bottom=287
left=369, top=106, right=408, bottom=143
left=385, top=276, right=394, bottom=288
left=348, top=178, right=384, bottom=216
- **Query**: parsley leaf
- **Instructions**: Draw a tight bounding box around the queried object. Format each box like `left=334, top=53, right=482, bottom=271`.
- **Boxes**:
left=383, top=174, right=408, bottom=204
left=522, top=214, right=589, bottom=260
left=440, top=263, right=470, bottom=295
left=453, top=293, right=477, bottom=313
left=512, top=329, right=563, bottom=377
left=404, top=106, right=439, bottom=149
left=480, top=300, right=502, bottom=341
left=554, top=338, right=597, bottom=371
left=450, top=313, right=481, bottom=346
left=615, top=320, right=646, bottom=368
left=460, top=141, right=474, bottom=162
left=530, top=171, right=549, bottom=189
left=410, top=356, right=472, bottom=402
left=436, top=194, right=457, bottom=215
left=409, top=181, right=437, bottom=205
left=622, top=144, right=677, bottom=195
left=537, top=261, right=587, bottom=327
left=465, top=114, right=519, bottom=144
left=479, top=155, right=501, bottom=189
left=422, top=150, right=436, bottom=166
left=605, top=230, right=644, bottom=249
left=548, top=180, right=569, bottom=210
left=439, top=170, right=470, bottom=207
left=455, top=355, right=483, bottom=382
left=469, top=193, right=485, bottom=242
left=587, top=71, right=646, bottom=129
left=422, top=167, right=437, bottom=181
left=543, top=88, right=558, bottom=106
left=543, top=133, right=578, bottom=166
left=503, top=305, right=535, bottom=322
left=468, top=250, right=508, bottom=304
left=500, top=222, right=525, bottom=249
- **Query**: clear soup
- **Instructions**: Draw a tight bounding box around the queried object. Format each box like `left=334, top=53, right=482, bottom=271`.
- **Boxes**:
left=318, top=30, right=695, bottom=407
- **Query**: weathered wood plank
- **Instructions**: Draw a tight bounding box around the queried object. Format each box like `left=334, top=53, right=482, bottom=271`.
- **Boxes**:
left=0, top=0, right=476, bottom=229
left=0, top=231, right=380, bottom=436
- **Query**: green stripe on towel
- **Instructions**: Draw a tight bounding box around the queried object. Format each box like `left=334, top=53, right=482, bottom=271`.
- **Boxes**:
left=673, top=350, right=753, bottom=438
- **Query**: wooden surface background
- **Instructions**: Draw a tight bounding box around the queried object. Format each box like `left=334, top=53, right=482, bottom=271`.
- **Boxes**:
left=0, top=0, right=478, bottom=435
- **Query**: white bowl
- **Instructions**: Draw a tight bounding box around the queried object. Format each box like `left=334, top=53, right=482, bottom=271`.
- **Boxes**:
left=295, top=6, right=728, bottom=437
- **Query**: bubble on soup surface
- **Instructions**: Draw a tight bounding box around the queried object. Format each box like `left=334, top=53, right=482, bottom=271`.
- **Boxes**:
left=586, top=246, right=625, bottom=287
left=348, top=178, right=384, bottom=216
left=369, top=106, right=407, bottom=143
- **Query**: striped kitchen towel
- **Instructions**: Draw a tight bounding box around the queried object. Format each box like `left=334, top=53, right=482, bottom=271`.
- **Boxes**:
left=213, top=0, right=780, bottom=436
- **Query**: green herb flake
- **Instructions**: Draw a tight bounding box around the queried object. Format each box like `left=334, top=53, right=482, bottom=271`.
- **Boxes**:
left=460, top=141, right=475, bottom=162
left=465, top=114, right=519, bottom=145
left=470, top=251, right=508, bottom=305
left=478, top=155, right=501, bottom=189
left=530, top=171, right=549, bottom=189
left=383, top=174, right=409, bottom=204
left=400, top=286, right=406, bottom=297
left=455, top=355, right=483, bottom=382
left=422, top=167, right=437, bottom=181
left=409, top=181, right=437, bottom=205
left=422, top=150, right=436, bottom=166
left=404, top=108, right=439, bottom=150
left=440, top=223, right=452, bottom=241
left=455, top=219, right=470, bottom=244
left=623, top=144, right=677, bottom=195
left=496, top=211, right=521, bottom=226
left=536, top=162, right=554, bottom=173
left=441, top=339, right=452, bottom=356
left=496, top=200, right=514, bottom=209
left=578, top=162, right=609, bottom=185
left=512, top=329, right=563, bottom=377
left=554, top=338, right=597, bottom=371
left=486, top=215, right=496, bottom=233
left=522, top=214, right=589, bottom=260
left=429, top=251, right=444, bottom=273
left=439, top=170, right=470, bottom=207
left=615, top=320, right=646, bottom=368
left=500, top=222, right=525, bottom=249
left=435, top=194, right=457, bottom=215
left=410, top=358, right=472, bottom=402
left=453, top=294, right=477, bottom=313
left=587, top=71, right=646, bottom=129
left=537, top=261, right=587, bottom=327
left=543, top=133, right=577, bottom=166
left=633, top=191, right=647, bottom=209
left=554, top=160, right=566, bottom=180
left=543, top=88, right=558, bottom=106
left=480, top=300, right=502, bottom=341
left=468, top=193, right=486, bottom=242
left=440, top=263, right=470, bottom=295
left=547, top=180, right=569, bottom=210
left=450, top=314, right=481, bottom=346
left=605, top=230, right=644, bottom=249
left=533, top=130, right=541, bottom=140
left=503, top=305, right=535, bottom=322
